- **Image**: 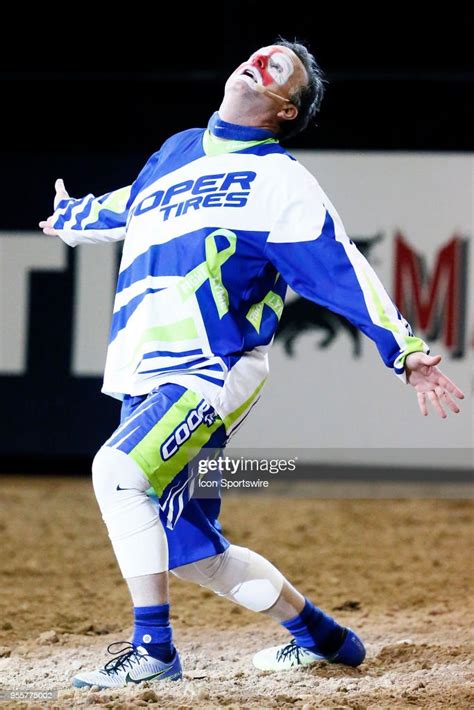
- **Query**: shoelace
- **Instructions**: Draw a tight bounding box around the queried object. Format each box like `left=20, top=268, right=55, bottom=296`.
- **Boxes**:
left=275, top=639, right=306, bottom=665
left=101, top=641, right=147, bottom=676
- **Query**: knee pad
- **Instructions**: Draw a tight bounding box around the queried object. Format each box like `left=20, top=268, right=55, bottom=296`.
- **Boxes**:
left=172, top=545, right=284, bottom=612
left=92, top=446, right=150, bottom=513
left=91, top=446, right=168, bottom=578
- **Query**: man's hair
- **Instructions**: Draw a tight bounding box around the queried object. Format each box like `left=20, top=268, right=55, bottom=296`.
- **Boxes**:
left=275, top=38, right=326, bottom=140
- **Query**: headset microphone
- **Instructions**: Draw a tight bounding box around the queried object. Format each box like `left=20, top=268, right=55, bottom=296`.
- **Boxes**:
left=252, top=83, right=290, bottom=104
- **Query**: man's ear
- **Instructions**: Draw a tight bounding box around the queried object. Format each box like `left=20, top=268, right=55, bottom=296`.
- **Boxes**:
left=277, top=104, right=298, bottom=123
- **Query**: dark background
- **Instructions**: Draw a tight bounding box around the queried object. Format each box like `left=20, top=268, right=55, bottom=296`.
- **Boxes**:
left=2, top=6, right=473, bottom=228
left=0, top=6, right=472, bottom=471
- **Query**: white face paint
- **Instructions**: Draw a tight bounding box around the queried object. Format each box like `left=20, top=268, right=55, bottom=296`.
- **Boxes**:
left=267, top=52, right=294, bottom=86
left=244, top=48, right=296, bottom=88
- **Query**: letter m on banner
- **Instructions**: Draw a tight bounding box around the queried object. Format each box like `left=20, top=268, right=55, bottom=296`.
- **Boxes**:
left=394, top=233, right=469, bottom=358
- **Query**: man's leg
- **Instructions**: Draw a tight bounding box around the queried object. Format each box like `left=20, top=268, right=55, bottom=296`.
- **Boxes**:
left=71, top=446, right=182, bottom=688
left=71, top=384, right=225, bottom=688
left=172, top=545, right=365, bottom=670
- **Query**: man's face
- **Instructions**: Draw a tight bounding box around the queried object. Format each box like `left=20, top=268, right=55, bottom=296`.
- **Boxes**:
left=225, top=45, right=307, bottom=104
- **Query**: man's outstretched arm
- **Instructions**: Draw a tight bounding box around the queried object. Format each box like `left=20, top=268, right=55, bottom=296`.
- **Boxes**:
left=265, top=186, right=464, bottom=418
left=39, top=178, right=131, bottom=246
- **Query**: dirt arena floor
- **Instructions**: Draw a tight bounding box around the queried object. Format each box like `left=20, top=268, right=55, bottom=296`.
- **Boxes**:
left=0, top=476, right=473, bottom=709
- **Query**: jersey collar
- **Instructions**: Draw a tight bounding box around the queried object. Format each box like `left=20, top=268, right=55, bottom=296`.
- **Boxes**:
left=207, top=111, right=276, bottom=142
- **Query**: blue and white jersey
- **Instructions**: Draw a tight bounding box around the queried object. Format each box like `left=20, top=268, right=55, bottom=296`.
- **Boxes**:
left=52, top=112, right=428, bottom=434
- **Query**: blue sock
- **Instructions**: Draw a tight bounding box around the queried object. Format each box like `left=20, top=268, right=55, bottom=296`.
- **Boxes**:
left=132, top=604, right=174, bottom=663
left=282, top=598, right=346, bottom=657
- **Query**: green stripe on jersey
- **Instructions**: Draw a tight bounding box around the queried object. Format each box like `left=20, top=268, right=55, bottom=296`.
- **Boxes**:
left=223, top=378, right=267, bottom=430
left=202, top=130, right=278, bottom=157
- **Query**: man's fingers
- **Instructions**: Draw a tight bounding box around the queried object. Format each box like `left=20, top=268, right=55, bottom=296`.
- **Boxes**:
left=427, top=390, right=447, bottom=419
left=55, top=178, right=69, bottom=197
left=436, top=374, right=465, bottom=400
left=434, top=386, right=460, bottom=414
left=440, top=391, right=460, bottom=414
left=39, top=218, right=57, bottom=236
left=53, top=178, right=70, bottom=210
left=417, top=392, right=428, bottom=416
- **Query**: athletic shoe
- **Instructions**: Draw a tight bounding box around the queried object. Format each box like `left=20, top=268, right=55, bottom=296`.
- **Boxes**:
left=72, top=641, right=182, bottom=689
left=253, top=639, right=326, bottom=670
left=252, top=628, right=366, bottom=671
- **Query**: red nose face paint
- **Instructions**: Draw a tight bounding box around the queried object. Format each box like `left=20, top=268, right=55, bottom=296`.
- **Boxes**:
left=249, top=48, right=294, bottom=87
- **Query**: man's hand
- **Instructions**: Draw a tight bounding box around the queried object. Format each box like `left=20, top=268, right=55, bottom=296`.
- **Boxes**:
left=405, top=352, right=464, bottom=418
left=39, top=178, right=70, bottom=236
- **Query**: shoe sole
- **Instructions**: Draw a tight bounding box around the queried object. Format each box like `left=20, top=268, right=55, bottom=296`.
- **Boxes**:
left=72, top=670, right=182, bottom=689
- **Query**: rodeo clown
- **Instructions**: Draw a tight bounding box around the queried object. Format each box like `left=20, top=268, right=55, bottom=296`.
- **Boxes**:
left=40, top=38, right=464, bottom=688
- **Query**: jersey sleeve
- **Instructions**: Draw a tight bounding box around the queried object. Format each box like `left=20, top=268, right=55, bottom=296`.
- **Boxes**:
left=51, top=185, right=132, bottom=247
left=50, top=149, right=162, bottom=247
left=264, top=172, right=429, bottom=381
